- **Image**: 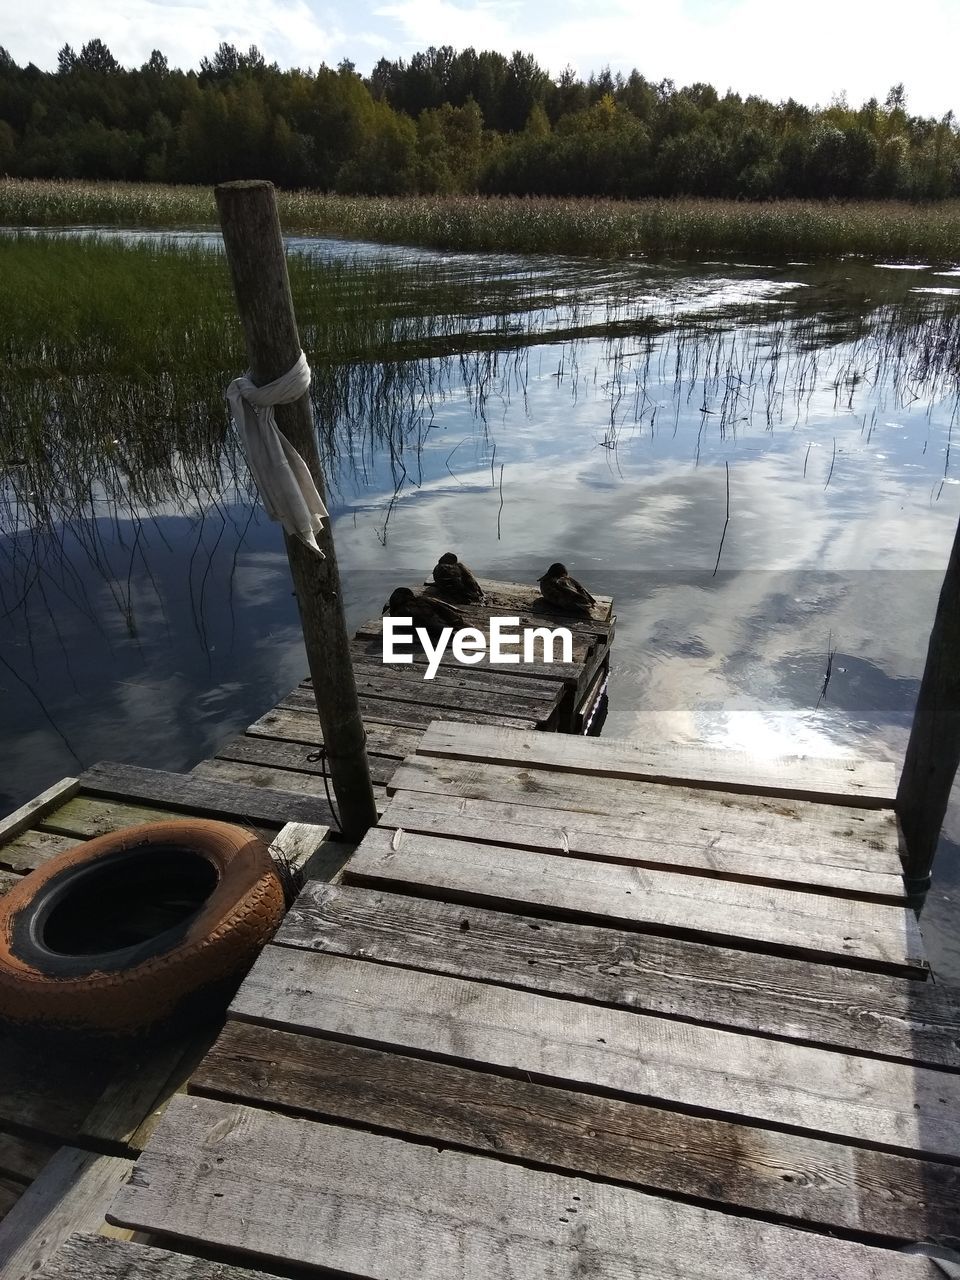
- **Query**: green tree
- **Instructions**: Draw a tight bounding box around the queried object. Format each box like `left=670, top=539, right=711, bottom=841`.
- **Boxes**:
left=336, top=100, right=418, bottom=194
left=56, top=44, right=77, bottom=74
left=77, top=39, right=121, bottom=74
left=0, top=118, right=15, bottom=170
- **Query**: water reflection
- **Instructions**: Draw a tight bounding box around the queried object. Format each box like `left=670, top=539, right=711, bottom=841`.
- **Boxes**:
left=2, top=232, right=960, bottom=978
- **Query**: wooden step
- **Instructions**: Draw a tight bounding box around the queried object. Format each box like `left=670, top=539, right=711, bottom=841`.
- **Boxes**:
left=415, top=721, right=898, bottom=807
left=345, top=827, right=924, bottom=975
left=107, top=1093, right=933, bottom=1279
left=229, top=946, right=954, bottom=1157
left=276, top=883, right=960, bottom=1067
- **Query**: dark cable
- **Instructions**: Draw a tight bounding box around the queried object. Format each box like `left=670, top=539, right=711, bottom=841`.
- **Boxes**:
left=307, top=742, right=342, bottom=832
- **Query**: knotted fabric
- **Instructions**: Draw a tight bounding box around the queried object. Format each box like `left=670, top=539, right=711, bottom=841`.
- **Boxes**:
left=226, top=352, right=328, bottom=556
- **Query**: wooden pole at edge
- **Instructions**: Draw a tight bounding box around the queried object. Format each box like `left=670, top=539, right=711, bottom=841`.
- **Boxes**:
left=215, top=180, right=377, bottom=840
left=897, top=510, right=960, bottom=898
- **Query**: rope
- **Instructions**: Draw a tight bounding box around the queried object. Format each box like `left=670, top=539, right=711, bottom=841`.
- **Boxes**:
left=226, top=352, right=328, bottom=556
left=306, top=743, right=342, bottom=833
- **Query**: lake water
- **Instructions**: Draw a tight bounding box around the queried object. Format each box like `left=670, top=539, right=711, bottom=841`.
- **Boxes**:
left=2, top=230, right=959, bottom=980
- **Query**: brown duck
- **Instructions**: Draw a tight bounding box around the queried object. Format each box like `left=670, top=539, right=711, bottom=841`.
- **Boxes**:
left=538, top=562, right=596, bottom=613
left=432, top=552, right=485, bottom=603
left=384, top=587, right=464, bottom=638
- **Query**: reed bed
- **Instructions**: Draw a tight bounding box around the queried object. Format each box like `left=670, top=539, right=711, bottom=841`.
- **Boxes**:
left=3, top=179, right=960, bottom=261
left=0, top=230, right=589, bottom=523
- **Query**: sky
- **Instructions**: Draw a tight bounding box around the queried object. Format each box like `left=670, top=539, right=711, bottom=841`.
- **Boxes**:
left=2, top=0, right=959, bottom=118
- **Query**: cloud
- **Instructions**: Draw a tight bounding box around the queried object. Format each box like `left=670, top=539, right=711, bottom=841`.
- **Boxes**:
left=5, top=0, right=346, bottom=74
left=367, top=0, right=959, bottom=118
left=373, top=0, right=513, bottom=53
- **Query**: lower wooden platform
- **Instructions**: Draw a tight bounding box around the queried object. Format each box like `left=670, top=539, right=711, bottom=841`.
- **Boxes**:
left=191, top=577, right=616, bottom=801
left=44, top=722, right=959, bottom=1279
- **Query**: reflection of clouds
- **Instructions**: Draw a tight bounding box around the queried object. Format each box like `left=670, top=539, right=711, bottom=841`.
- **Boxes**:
left=229, top=549, right=290, bottom=609
left=248, top=623, right=307, bottom=700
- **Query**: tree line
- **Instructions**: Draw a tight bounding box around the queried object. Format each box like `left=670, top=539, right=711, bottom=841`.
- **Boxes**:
left=1, top=39, right=958, bottom=200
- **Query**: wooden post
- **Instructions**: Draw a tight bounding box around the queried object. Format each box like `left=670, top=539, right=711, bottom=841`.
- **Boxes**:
left=215, top=180, right=377, bottom=841
left=897, top=510, right=960, bottom=897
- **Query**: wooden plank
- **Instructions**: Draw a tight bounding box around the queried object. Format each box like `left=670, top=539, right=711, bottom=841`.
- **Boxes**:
left=417, top=721, right=899, bottom=807
left=344, top=661, right=565, bottom=701
left=270, top=822, right=350, bottom=884
left=0, top=869, right=20, bottom=896
left=430, top=575, right=615, bottom=625
left=34, top=1234, right=279, bottom=1280
left=346, top=828, right=926, bottom=976
left=380, top=791, right=907, bottom=901
left=78, top=761, right=333, bottom=828
left=37, top=796, right=274, bottom=848
left=0, top=829, right=81, bottom=874
left=0, top=1131, right=57, bottom=1184
left=408, top=595, right=614, bottom=647
left=277, top=883, right=960, bottom=1068
left=0, top=1042, right=117, bottom=1143
left=108, top=1093, right=936, bottom=1278
left=386, top=757, right=905, bottom=874
left=195, top=1021, right=960, bottom=1242
left=190, top=757, right=388, bottom=809
left=0, top=1148, right=133, bottom=1280
left=348, top=674, right=560, bottom=723
left=125, top=1031, right=222, bottom=1156
left=78, top=1038, right=199, bottom=1153
left=0, top=1176, right=24, bottom=1222
left=247, top=708, right=424, bottom=758
left=232, top=946, right=960, bottom=1159
left=0, top=778, right=80, bottom=845
left=211, top=733, right=399, bottom=785
left=268, top=820, right=330, bottom=880
left=282, top=688, right=541, bottom=730
left=38, top=797, right=182, bottom=840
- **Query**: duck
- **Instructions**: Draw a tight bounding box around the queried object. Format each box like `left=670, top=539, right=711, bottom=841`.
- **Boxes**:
left=538, top=562, right=596, bottom=614
left=432, top=552, right=485, bottom=603
left=384, top=587, right=464, bottom=638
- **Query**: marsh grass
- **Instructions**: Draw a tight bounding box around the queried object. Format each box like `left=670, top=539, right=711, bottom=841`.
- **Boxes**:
left=0, top=231, right=589, bottom=526
left=3, top=179, right=960, bottom=261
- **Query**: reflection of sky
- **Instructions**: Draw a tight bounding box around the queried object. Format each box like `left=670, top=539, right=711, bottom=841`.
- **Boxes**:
left=3, top=245, right=960, bottom=979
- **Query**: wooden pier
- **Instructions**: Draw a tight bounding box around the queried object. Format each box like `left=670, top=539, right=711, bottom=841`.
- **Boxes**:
left=6, top=574, right=960, bottom=1278
left=12, top=717, right=959, bottom=1279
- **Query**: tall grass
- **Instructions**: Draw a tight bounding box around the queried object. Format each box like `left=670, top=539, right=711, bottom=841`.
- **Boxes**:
left=3, top=179, right=960, bottom=261
left=0, top=230, right=598, bottom=523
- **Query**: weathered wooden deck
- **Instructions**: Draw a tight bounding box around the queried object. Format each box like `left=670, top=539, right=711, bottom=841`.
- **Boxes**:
left=29, top=720, right=960, bottom=1279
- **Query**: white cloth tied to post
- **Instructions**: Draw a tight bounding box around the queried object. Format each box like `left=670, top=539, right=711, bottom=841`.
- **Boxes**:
left=226, top=352, right=328, bottom=556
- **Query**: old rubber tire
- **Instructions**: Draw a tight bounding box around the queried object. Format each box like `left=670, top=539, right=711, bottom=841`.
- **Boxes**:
left=0, top=819, right=285, bottom=1035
